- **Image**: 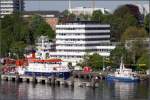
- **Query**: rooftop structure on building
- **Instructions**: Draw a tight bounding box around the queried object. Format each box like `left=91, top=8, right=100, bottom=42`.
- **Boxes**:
left=0, top=0, right=24, bottom=18
left=68, top=7, right=111, bottom=16
left=46, top=21, right=116, bottom=65
left=22, top=11, right=60, bottom=18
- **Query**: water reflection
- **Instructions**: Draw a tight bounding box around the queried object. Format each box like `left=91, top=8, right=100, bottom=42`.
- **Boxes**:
left=114, top=82, right=135, bottom=100
left=0, top=80, right=149, bottom=100
left=107, top=81, right=150, bottom=100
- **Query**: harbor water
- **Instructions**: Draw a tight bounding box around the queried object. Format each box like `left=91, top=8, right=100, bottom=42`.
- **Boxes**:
left=0, top=80, right=150, bottom=100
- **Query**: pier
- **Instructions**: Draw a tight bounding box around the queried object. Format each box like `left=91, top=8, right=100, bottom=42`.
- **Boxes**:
left=0, top=74, right=101, bottom=88
left=1, top=71, right=149, bottom=88
left=72, top=71, right=106, bottom=80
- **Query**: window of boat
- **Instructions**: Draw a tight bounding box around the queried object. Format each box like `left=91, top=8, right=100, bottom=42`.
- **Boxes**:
left=48, top=62, right=55, bottom=64
left=58, top=62, right=60, bottom=64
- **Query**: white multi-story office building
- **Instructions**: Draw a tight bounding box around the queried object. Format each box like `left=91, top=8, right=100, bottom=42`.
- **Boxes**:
left=0, top=0, right=24, bottom=18
left=49, top=21, right=115, bottom=65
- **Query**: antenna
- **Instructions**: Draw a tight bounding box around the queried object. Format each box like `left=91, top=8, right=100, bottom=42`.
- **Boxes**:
left=92, top=0, right=95, bottom=11
left=69, top=0, right=72, bottom=13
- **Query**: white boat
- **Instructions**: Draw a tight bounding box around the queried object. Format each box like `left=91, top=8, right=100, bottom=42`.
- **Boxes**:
left=24, top=58, right=70, bottom=79
left=16, top=36, right=71, bottom=79
left=16, top=51, right=70, bottom=79
left=106, top=58, right=139, bottom=82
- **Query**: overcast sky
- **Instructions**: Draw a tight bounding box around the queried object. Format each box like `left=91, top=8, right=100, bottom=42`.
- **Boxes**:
left=25, top=0, right=149, bottom=12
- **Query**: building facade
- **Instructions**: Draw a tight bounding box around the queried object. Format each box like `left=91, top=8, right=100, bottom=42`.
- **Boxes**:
left=68, top=7, right=110, bottom=16
left=49, top=21, right=115, bottom=65
left=0, top=0, right=24, bottom=18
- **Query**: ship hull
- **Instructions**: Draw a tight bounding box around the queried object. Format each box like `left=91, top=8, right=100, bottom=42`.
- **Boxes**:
left=24, top=71, right=70, bottom=79
left=106, top=75, right=139, bottom=82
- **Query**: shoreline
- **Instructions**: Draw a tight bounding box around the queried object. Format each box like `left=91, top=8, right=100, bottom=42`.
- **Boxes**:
left=0, top=72, right=149, bottom=84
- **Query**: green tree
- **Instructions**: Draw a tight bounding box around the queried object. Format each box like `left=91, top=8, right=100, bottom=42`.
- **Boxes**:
left=77, top=53, right=103, bottom=70
left=1, top=13, right=29, bottom=57
left=78, top=14, right=90, bottom=21
left=112, top=4, right=139, bottom=41
left=110, top=44, right=130, bottom=65
left=129, top=39, right=147, bottom=64
left=62, top=10, right=70, bottom=16
left=29, top=15, right=55, bottom=41
left=88, top=53, right=103, bottom=70
left=0, top=13, right=55, bottom=58
left=102, top=14, right=114, bottom=24
left=86, top=4, right=140, bottom=41
left=114, top=4, right=140, bottom=20
left=144, top=13, right=150, bottom=33
left=137, top=53, right=150, bottom=71
left=121, top=26, right=148, bottom=64
left=121, top=26, right=148, bottom=41
left=0, top=30, right=11, bottom=57
left=78, top=53, right=90, bottom=67
left=91, top=10, right=104, bottom=22
left=10, top=41, right=26, bottom=59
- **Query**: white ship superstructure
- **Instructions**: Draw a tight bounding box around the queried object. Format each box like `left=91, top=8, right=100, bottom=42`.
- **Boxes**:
left=49, top=21, right=115, bottom=65
left=36, top=36, right=55, bottom=51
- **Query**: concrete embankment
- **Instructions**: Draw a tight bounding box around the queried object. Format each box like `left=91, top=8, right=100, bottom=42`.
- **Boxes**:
left=0, top=74, right=101, bottom=88
left=72, top=71, right=108, bottom=80
left=137, top=74, right=150, bottom=81
left=1, top=71, right=149, bottom=88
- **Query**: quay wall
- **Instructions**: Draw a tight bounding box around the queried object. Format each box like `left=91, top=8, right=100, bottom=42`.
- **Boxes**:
left=0, top=74, right=101, bottom=88
left=0, top=71, right=149, bottom=87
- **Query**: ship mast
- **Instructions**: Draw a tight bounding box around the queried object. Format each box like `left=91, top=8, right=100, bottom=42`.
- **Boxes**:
left=120, top=57, right=125, bottom=72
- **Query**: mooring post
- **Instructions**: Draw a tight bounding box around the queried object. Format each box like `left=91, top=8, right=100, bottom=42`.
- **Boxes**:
left=51, top=76, right=56, bottom=86
left=48, top=78, right=52, bottom=85
left=32, top=75, right=37, bottom=83
left=91, top=77, right=96, bottom=88
left=56, top=80, right=60, bottom=86
left=16, top=74, right=20, bottom=82
left=64, top=81, right=68, bottom=87
left=71, top=77, right=74, bottom=88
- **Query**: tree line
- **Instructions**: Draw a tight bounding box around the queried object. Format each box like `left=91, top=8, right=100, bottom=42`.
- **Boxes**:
left=0, top=13, right=54, bottom=58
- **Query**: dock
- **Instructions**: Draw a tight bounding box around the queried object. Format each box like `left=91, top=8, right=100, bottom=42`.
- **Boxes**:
left=137, top=74, right=150, bottom=81
left=72, top=71, right=106, bottom=80
left=0, top=74, right=100, bottom=88
left=1, top=72, right=149, bottom=88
